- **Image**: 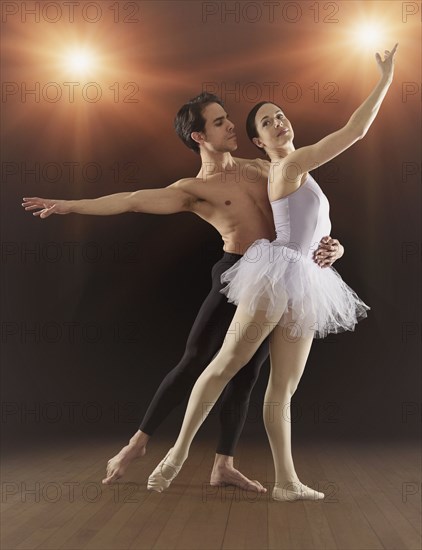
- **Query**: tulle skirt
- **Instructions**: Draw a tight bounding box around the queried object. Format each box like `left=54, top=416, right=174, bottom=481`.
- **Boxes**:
left=220, top=239, right=370, bottom=339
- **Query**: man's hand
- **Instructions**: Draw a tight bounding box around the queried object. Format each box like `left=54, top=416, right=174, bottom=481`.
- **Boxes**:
left=22, top=197, right=71, bottom=218
left=313, top=236, right=344, bottom=268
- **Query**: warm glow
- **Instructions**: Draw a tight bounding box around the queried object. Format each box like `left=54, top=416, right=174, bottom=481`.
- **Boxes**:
left=352, top=23, right=384, bottom=48
left=64, top=48, right=96, bottom=74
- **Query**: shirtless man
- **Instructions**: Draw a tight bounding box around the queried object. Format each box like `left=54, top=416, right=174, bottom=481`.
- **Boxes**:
left=22, top=93, right=343, bottom=492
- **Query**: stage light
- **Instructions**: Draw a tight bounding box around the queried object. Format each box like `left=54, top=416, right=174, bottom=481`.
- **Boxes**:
left=64, top=48, right=96, bottom=74
left=353, top=23, right=383, bottom=48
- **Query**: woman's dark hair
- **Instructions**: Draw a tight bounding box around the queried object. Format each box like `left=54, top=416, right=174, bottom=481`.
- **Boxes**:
left=246, top=101, right=282, bottom=153
left=174, top=92, right=225, bottom=154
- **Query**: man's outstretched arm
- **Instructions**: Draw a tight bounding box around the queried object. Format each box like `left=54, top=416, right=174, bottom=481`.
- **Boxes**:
left=22, top=180, right=197, bottom=218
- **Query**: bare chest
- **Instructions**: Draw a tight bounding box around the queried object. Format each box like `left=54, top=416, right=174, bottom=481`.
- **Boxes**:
left=199, top=174, right=269, bottom=211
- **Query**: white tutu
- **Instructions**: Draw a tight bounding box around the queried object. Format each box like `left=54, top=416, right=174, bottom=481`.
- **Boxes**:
left=220, top=239, right=370, bottom=339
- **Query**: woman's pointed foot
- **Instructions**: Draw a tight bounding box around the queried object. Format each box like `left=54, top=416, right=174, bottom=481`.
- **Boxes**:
left=272, top=480, right=325, bottom=502
left=147, top=448, right=183, bottom=493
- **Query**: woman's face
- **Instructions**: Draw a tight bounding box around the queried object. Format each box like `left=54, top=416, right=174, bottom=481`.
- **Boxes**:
left=253, top=103, right=294, bottom=152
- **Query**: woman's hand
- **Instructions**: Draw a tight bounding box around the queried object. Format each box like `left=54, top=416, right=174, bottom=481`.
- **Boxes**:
left=375, top=43, right=398, bottom=82
left=22, top=197, right=71, bottom=218
left=313, top=236, right=344, bottom=268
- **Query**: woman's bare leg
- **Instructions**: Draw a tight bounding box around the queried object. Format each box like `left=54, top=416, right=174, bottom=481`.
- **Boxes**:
left=158, top=306, right=278, bottom=479
left=264, top=325, right=324, bottom=500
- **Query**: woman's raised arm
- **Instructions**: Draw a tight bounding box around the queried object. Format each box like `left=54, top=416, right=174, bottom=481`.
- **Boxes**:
left=277, top=43, right=398, bottom=178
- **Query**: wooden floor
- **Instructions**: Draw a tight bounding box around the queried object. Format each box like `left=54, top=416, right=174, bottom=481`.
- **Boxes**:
left=1, top=436, right=420, bottom=550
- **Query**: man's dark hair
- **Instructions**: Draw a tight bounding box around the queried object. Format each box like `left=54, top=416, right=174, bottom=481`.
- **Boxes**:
left=174, top=92, right=225, bottom=154
left=246, top=101, right=282, bottom=153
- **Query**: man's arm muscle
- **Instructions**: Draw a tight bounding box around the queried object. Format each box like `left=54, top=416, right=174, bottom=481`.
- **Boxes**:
left=129, top=180, right=198, bottom=214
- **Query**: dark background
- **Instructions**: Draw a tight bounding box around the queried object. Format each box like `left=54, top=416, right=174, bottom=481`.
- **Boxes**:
left=1, top=1, right=420, bottom=445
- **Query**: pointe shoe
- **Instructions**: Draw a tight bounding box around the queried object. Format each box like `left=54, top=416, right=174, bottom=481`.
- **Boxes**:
left=147, top=448, right=182, bottom=493
left=272, top=481, right=325, bottom=502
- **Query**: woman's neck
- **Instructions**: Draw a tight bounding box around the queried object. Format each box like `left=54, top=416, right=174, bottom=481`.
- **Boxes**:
left=268, top=143, right=296, bottom=162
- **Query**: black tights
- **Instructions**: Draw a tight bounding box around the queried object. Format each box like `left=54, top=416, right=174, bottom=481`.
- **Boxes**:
left=139, top=252, right=269, bottom=456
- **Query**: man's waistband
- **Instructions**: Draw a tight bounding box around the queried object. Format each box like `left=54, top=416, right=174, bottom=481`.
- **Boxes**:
left=221, top=251, right=243, bottom=261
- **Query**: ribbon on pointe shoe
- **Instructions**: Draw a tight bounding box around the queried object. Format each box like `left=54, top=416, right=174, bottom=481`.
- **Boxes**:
left=147, top=448, right=182, bottom=493
left=272, top=480, right=325, bottom=502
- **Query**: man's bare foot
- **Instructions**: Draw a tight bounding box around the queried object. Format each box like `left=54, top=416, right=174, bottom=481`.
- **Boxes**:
left=210, top=461, right=267, bottom=493
left=102, top=431, right=149, bottom=484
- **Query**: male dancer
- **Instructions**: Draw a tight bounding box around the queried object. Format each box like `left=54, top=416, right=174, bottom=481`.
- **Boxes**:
left=22, top=93, right=344, bottom=492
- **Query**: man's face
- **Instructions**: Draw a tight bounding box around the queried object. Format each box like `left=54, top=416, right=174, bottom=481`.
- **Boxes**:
left=199, top=103, right=237, bottom=153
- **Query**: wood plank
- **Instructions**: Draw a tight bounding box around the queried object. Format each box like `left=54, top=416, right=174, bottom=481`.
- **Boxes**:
left=2, top=452, right=110, bottom=548
left=347, top=443, right=421, bottom=531
left=1, top=438, right=420, bottom=550
left=315, top=446, right=384, bottom=549
left=147, top=446, right=231, bottom=550
left=222, top=442, right=270, bottom=550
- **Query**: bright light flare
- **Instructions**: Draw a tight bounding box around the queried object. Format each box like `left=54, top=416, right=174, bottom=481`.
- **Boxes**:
left=63, top=48, right=97, bottom=74
left=351, top=23, right=384, bottom=48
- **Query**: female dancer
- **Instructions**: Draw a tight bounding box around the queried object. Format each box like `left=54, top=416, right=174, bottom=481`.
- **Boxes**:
left=148, top=44, right=398, bottom=501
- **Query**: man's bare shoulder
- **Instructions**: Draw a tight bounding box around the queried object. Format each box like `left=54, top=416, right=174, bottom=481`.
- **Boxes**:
left=233, top=156, right=270, bottom=178
left=233, top=156, right=268, bottom=163
left=256, top=157, right=270, bottom=168
left=233, top=156, right=269, bottom=167
left=168, top=177, right=201, bottom=193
